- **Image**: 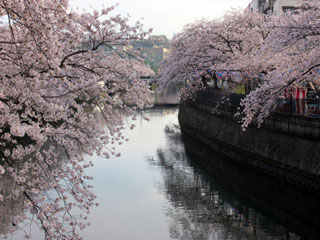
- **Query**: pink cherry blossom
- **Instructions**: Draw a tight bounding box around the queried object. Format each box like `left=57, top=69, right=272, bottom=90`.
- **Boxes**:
left=160, top=1, right=320, bottom=128
left=0, top=165, right=5, bottom=175
left=0, top=0, right=151, bottom=239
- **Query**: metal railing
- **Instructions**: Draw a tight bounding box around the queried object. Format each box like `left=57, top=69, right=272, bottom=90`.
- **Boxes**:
left=194, top=88, right=320, bottom=118
left=195, top=88, right=244, bottom=105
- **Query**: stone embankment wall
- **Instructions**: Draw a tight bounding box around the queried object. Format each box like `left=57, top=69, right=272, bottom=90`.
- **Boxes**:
left=179, top=99, right=320, bottom=196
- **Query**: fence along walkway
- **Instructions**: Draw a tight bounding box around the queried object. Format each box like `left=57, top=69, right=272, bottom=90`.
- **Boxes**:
left=195, top=88, right=320, bottom=118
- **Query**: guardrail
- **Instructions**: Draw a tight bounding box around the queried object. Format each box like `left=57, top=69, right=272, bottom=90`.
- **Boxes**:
left=195, top=88, right=320, bottom=118
left=195, top=88, right=244, bottom=106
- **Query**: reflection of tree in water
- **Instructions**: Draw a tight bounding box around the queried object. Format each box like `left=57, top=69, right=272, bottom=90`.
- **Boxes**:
left=148, top=124, right=301, bottom=240
left=151, top=84, right=182, bottom=105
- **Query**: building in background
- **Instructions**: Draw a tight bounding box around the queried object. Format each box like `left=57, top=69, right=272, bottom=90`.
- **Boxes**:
left=247, top=0, right=302, bottom=16
left=132, top=35, right=170, bottom=74
left=141, top=47, right=170, bottom=74
left=247, top=0, right=265, bottom=13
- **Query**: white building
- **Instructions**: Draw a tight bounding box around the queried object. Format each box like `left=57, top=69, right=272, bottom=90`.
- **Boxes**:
left=247, top=0, right=303, bottom=16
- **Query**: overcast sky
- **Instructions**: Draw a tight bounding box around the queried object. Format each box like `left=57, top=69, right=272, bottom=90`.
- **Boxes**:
left=70, top=0, right=251, bottom=39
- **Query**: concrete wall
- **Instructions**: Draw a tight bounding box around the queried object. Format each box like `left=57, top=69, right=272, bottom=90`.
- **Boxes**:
left=182, top=132, right=320, bottom=237
left=247, top=0, right=303, bottom=15
left=178, top=100, right=320, bottom=194
left=247, top=0, right=260, bottom=12
left=274, top=0, right=303, bottom=16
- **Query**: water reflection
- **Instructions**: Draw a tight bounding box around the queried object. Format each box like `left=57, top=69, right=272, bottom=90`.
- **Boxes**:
left=150, top=85, right=181, bottom=106
left=148, top=119, right=315, bottom=240
left=2, top=107, right=317, bottom=239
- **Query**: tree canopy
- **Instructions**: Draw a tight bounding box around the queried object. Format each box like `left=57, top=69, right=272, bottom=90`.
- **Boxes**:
left=0, top=0, right=151, bottom=239
left=159, top=0, right=320, bottom=128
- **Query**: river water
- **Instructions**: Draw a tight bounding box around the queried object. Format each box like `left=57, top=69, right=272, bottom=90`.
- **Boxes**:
left=2, top=106, right=316, bottom=239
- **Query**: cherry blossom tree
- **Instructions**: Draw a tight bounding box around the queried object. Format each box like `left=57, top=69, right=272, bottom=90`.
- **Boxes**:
left=241, top=0, right=320, bottom=127
left=0, top=0, right=151, bottom=239
left=160, top=0, right=320, bottom=128
left=159, top=10, right=272, bottom=99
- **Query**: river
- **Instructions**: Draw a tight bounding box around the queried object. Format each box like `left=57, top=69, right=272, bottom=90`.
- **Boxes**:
left=1, top=106, right=316, bottom=240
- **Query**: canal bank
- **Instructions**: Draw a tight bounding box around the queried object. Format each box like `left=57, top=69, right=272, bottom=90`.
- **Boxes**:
left=182, top=133, right=320, bottom=240
left=178, top=98, right=320, bottom=232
